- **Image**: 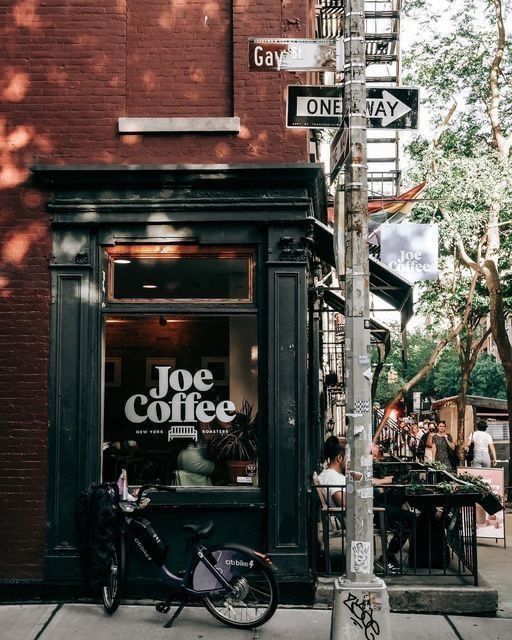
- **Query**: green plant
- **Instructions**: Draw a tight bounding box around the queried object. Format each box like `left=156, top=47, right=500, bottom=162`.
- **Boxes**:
left=429, top=460, right=448, bottom=471
left=407, top=483, right=438, bottom=495
left=457, top=472, right=503, bottom=503
left=209, top=400, right=258, bottom=462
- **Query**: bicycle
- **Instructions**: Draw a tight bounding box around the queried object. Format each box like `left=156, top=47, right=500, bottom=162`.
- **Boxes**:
left=101, top=483, right=278, bottom=629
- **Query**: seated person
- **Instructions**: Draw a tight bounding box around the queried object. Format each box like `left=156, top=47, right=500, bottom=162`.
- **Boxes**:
left=176, top=422, right=226, bottom=486
left=318, top=436, right=346, bottom=507
left=372, top=444, right=414, bottom=575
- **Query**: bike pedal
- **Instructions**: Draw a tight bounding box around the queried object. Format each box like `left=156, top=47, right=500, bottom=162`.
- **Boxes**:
left=156, top=602, right=171, bottom=614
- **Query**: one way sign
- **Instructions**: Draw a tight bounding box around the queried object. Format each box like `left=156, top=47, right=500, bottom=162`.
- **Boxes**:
left=366, top=87, right=419, bottom=129
left=287, top=85, right=419, bottom=130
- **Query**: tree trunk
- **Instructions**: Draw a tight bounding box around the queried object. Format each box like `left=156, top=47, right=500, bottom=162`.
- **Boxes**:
left=482, top=259, right=512, bottom=498
left=457, top=370, right=470, bottom=465
left=507, top=376, right=512, bottom=501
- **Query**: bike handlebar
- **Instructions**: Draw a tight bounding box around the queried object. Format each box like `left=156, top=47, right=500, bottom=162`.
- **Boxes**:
left=136, top=483, right=177, bottom=507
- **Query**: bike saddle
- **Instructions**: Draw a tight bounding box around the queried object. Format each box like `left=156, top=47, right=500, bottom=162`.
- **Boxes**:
left=183, top=521, right=214, bottom=540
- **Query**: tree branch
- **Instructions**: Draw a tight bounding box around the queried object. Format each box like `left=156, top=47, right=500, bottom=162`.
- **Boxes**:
left=489, top=0, right=508, bottom=157
left=373, top=270, right=480, bottom=443
left=469, top=326, right=493, bottom=372
left=438, top=206, right=479, bottom=268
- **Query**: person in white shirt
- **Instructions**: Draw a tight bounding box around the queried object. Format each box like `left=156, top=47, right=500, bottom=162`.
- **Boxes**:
left=468, top=420, right=497, bottom=468
left=318, top=436, right=346, bottom=507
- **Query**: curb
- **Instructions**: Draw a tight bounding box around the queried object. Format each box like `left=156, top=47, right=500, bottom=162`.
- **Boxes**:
left=314, top=575, right=498, bottom=615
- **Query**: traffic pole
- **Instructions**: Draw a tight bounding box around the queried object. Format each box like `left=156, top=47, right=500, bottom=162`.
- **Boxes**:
left=330, top=2, right=391, bottom=637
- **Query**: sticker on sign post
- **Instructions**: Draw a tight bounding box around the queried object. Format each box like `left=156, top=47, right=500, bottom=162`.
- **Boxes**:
left=351, top=541, right=371, bottom=574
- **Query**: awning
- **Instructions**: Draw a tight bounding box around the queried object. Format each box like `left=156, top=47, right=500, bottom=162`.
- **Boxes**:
left=321, top=288, right=391, bottom=359
left=310, top=218, right=413, bottom=329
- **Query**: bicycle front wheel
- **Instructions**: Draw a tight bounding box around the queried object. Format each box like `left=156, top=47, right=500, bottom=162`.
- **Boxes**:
left=202, top=548, right=278, bottom=629
left=102, top=537, right=124, bottom=614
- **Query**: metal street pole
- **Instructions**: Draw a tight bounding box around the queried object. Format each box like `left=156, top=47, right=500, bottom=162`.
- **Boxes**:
left=330, top=1, right=391, bottom=637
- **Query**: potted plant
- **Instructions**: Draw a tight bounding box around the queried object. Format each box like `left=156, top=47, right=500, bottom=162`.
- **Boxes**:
left=457, top=472, right=504, bottom=515
left=209, top=399, right=258, bottom=485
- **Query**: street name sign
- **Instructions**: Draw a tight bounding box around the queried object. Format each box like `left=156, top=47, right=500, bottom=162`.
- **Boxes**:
left=367, top=87, right=419, bottom=129
left=248, top=38, right=342, bottom=72
left=287, top=86, right=343, bottom=128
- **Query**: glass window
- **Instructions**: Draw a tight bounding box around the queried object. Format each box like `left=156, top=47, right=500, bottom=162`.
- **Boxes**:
left=102, top=315, right=259, bottom=488
left=107, top=245, right=253, bottom=302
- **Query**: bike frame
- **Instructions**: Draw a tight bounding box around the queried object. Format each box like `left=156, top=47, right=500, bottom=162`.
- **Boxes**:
left=119, top=509, right=236, bottom=598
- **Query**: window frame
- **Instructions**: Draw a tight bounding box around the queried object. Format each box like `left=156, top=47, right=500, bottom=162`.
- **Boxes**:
left=100, top=242, right=263, bottom=497
left=106, top=244, right=255, bottom=304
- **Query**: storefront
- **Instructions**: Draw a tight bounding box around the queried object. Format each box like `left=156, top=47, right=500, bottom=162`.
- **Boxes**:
left=34, top=163, right=326, bottom=590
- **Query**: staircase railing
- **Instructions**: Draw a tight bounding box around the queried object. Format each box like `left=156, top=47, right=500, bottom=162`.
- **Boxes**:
left=374, top=410, right=422, bottom=460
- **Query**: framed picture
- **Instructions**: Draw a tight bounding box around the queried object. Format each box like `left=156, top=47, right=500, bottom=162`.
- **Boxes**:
left=105, top=357, right=121, bottom=388
left=201, top=356, right=229, bottom=385
left=145, top=358, right=176, bottom=386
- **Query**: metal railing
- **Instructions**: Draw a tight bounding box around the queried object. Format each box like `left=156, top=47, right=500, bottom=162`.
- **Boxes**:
left=310, top=479, right=479, bottom=584
left=374, top=414, right=423, bottom=461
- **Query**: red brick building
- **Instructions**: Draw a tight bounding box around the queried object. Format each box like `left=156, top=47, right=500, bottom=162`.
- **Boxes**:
left=1, top=0, right=327, bottom=590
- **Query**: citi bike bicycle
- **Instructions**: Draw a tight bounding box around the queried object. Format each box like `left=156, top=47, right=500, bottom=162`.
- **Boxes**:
left=102, top=483, right=278, bottom=629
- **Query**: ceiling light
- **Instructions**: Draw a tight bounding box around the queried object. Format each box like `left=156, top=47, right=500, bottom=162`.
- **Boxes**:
left=114, top=258, right=131, bottom=264
left=142, top=282, right=157, bottom=289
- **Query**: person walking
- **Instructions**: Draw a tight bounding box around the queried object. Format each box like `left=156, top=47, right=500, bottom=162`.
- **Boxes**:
left=432, top=421, right=456, bottom=470
left=468, top=420, right=497, bottom=468
left=410, top=424, right=420, bottom=461
left=418, top=422, right=437, bottom=462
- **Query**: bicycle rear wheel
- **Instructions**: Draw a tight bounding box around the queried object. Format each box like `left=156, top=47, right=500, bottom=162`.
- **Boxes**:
left=202, top=548, right=278, bottom=629
left=102, top=537, right=124, bottom=614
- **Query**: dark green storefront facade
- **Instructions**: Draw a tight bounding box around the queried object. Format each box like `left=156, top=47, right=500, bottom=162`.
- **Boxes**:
left=34, top=163, right=328, bottom=595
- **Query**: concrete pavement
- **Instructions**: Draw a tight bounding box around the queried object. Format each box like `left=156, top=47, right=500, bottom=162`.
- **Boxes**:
left=477, top=511, right=512, bottom=618
left=2, top=515, right=512, bottom=638
left=1, top=604, right=512, bottom=640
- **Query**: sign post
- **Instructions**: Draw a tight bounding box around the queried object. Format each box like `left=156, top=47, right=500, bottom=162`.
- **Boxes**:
left=330, top=2, right=391, bottom=639
left=413, top=392, right=422, bottom=420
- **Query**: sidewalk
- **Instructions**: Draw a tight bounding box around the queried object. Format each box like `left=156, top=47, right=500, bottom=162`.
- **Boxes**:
left=2, top=603, right=512, bottom=640
left=477, top=511, right=512, bottom=617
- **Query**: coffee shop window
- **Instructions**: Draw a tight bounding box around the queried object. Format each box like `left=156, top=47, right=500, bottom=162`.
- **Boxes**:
left=102, top=314, right=259, bottom=488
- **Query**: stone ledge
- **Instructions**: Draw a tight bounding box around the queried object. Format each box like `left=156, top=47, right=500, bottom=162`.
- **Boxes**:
left=118, top=117, right=241, bottom=133
left=314, top=575, right=498, bottom=615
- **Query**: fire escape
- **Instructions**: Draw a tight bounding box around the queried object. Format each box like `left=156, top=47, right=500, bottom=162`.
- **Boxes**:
left=314, top=1, right=403, bottom=433
left=316, top=0, right=402, bottom=198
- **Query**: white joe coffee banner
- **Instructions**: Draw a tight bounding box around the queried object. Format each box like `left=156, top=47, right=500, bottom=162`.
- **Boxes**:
left=380, top=223, right=438, bottom=282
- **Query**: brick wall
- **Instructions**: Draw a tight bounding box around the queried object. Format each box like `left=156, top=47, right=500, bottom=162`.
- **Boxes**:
left=0, top=0, right=314, bottom=578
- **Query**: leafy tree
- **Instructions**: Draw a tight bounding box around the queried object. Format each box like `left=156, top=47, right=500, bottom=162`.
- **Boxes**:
left=432, top=346, right=461, bottom=399
left=373, top=324, right=438, bottom=406
left=469, top=353, right=507, bottom=398
left=401, top=0, right=512, bottom=469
